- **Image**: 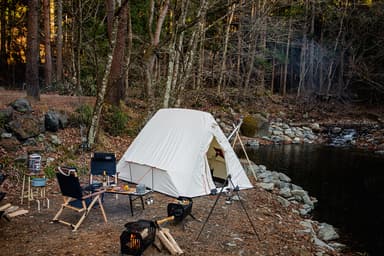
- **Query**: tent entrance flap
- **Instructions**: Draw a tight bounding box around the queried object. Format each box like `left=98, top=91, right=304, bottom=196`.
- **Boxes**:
left=207, top=137, right=228, bottom=186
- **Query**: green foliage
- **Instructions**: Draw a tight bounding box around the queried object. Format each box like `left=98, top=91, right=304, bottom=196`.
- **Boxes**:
left=72, top=104, right=93, bottom=127
left=103, top=105, right=129, bottom=136
left=240, top=115, right=258, bottom=137
left=43, top=165, right=56, bottom=179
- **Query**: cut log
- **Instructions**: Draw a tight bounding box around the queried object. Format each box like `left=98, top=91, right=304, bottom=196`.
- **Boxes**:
left=7, top=209, right=28, bottom=218
left=163, top=228, right=183, bottom=254
left=5, top=206, right=19, bottom=214
left=157, top=230, right=179, bottom=255
left=153, top=235, right=163, bottom=252
left=0, top=203, right=11, bottom=211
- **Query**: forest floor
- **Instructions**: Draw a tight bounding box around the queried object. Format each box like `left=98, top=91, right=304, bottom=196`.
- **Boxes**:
left=1, top=89, right=383, bottom=256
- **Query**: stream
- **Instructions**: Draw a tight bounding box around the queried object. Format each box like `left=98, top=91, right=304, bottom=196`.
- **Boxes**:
left=244, top=143, right=384, bottom=255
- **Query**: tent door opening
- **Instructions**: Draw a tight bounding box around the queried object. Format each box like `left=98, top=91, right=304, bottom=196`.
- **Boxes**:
left=207, top=137, right=228, bottom=187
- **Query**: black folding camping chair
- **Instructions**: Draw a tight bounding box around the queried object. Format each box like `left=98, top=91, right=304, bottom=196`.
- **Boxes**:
left=89, top=152, right=118, bottom=186
left=52, top=166, right=107, bottom=231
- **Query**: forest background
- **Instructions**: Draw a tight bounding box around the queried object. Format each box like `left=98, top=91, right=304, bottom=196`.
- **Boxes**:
left=1, top=0, right=383, bottom=147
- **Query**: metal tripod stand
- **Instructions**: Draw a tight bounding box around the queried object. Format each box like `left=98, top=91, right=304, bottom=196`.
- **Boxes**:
left=196, top=174, right=260, bottom=241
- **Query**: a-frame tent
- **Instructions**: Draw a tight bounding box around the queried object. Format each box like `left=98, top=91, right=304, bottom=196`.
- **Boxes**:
left=117, top=108, right=253, bottom=198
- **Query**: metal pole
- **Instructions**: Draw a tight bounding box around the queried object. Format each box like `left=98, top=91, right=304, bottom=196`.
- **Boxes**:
left=196, top=177, right=228, bottom=241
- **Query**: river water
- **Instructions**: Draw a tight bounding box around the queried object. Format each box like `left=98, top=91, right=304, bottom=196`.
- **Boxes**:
left=244, top=144, right=384, bottom=255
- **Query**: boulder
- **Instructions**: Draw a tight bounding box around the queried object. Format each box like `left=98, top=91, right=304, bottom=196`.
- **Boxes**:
left=45, top=110, right=60, bottom=132
left=7, top=114, right=42, bottom=140
left=0, top=107, right=14, bottom=126
left=240, top=113, right=269, bottom=137
left=45, top=110, right=68, bottom=132
left=317, top=223, right=340, bottom=241
left=10, top=98, right=32, bottom=113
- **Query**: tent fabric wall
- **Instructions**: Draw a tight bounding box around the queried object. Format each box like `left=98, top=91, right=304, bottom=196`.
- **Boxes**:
left=117, top=108, right=252, bottom=198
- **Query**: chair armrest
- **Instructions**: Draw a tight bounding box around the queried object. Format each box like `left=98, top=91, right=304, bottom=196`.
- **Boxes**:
left=82, top=189, right=105, bottom=199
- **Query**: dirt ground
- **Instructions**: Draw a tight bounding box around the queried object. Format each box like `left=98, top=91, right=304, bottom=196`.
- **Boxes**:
left=1, top=181, right=322, bottom=256
left=0, top=90, right=371, bottom=255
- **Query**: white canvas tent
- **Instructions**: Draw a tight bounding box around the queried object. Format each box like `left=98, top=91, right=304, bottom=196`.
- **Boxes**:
left=117, top=108, right=253, bottom=198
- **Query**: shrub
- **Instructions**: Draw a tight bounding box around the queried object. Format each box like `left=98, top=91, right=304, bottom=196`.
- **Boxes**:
left=103, top=105, right=129, bottom=136
left=70, top=104, right=93, bottom=127
left=43, top=165, right=56, bottom=179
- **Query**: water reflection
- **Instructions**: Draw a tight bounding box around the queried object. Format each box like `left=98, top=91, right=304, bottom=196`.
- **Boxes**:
left=243, top=144, right=384, bottom=255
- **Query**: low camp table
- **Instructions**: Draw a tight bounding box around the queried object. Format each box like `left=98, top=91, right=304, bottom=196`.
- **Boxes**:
left=105, top=187, right=151, bottom=216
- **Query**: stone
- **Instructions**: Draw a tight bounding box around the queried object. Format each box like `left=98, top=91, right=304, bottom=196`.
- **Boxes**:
left=277, top=196, right=291, bottom=207
left=313, top=237, right=335, bottom=251
left=45, top=110, right=60, bottom=132
left=245, top=139, right=259, bottom=148
left=7, top=114, right=42, bottom=140
left=291, top=189, right=308, bottom=198
left=1, top=132, right=13, bottom=138
left=331, top=127, right=342, bottom=134
left=279, top=187, right=292, bottom=198
left=10, top=98, right=32, bottom=113
left=50, top=135, right=62, bottom=145
left=282, top=135, right=293, bottom=144
left=258, top=182, right=274, bottom=191
left=293, top=137, right=301, bottom=144
left=278, top=172, right=292, bottom=183
left=317, top=223, right=340, bottom=241
left=0, top=107, right=13, bottom=123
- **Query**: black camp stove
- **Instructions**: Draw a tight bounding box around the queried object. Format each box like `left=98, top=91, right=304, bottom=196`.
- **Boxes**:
left=167, top=197, right=194, bottom=223
left=120, top=220, right=156, bottom=256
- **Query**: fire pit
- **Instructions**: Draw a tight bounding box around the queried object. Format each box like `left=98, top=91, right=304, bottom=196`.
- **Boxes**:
left=167, top=197, right=193, bottom=224
left=120, top=220, right=156, bottom=256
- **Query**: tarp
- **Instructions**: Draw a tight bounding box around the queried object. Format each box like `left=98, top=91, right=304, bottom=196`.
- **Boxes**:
left=117, top=108, right=252, bottom=197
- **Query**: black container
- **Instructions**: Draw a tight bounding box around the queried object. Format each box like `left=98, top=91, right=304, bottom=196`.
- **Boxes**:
left=167, top=197, right=193, bottom=223
left=120, top=220, right=156, bottom=256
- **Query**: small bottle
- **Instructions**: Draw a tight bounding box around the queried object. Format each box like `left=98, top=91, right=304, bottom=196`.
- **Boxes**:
left=102, top=171, right=107, bottom=187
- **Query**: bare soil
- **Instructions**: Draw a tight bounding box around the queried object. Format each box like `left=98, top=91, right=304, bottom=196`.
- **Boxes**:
left=0, top=90, right=370, bottom=255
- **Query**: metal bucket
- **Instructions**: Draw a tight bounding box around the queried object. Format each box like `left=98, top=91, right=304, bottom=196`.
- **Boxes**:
left=28, top=154, right=41, bottom=173
left=31, top=177, right=46, bottom=187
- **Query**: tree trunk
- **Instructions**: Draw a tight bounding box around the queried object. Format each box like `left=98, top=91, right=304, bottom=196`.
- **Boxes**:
left=163, top=39, right=176, bottom=108
left=43, top=0, right=52, bottom=88
left=25, top=0, right=40, bottom=100
left=56, top=0, right=63, bottom=84
left=75, top=0, right=82, bottom=95
left=87, top=1, right=124, bottom=148
left=144, top=0, right=170, bottom=108
left=105, top=0, right=115, bottom=45
left=308, top=1, right=315, bottom=92
left=123, top=2, right=133, bottom=102
left=163, top=7, right=177, bottom=108
left=0, top=1, right=8, bottom=73
left=105, top=2, right=128, bottom=105
left=282, top=14, right=292, bottom=97
left=326, top=1, right=347, bottom=97
left=258, top=0, right=267, bottom=91
left=218, top=3, right=236, bottom=94
left=243, top=3, right=257, bottom=94
left=175, top=0, right=208, bottom=107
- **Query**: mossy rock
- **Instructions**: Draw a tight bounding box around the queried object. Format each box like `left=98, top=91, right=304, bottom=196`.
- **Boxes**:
left=240, top=113, right=270, bottom=137
left=240, top=115, right=258, bottom=137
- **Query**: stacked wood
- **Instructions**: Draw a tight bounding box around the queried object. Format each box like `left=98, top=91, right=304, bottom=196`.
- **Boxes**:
left=156, top=227, right=183, bottom=255
left=0, top=203, right=29, bottom=221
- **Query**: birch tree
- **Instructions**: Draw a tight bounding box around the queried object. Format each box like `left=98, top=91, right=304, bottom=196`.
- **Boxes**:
left=87, top=0, right=128, bottom=148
